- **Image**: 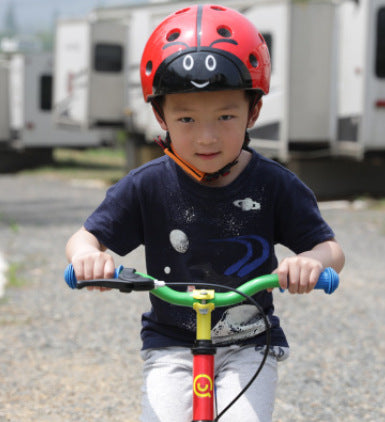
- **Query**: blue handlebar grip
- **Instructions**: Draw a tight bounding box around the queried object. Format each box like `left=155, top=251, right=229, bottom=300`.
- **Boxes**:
left=64, top=264, right=123, bottom=289
left=279, top=267, right=339, bottom=293
left=315, top=267, right=339, bottom=294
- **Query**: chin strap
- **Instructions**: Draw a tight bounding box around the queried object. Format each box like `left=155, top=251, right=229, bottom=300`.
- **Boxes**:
left=155, top=132, right=249, bottom=183
left=155, top=136, right=206, bottom=182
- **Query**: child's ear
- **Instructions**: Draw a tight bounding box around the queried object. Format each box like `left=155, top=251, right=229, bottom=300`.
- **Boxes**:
left=152, top=106, right=168, bottom=131
left=247, top=99, right=263, bottom=128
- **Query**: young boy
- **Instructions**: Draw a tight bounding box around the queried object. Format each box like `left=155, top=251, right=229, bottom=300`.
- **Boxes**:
left=66, top=4, right=345, bottom=421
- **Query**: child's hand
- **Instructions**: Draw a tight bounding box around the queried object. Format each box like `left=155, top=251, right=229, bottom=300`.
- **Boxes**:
left=71, top=251, right=116, bottom=291
left=271, top=256, right=323, bottom=294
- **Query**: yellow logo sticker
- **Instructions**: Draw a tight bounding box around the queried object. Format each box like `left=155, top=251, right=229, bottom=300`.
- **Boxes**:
left=193, top=374, right=213, bottom=398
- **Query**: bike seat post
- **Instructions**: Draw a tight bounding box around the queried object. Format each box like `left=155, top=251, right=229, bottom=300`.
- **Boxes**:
left=191, top=290, right=216, bottom=422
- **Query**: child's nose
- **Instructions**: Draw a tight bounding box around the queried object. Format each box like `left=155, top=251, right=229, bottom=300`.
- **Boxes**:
left=196, top=125, right=217, bottom=145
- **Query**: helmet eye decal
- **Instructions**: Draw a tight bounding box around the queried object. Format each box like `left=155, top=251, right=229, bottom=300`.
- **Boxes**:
left=205, top=55, right=216, bottom=72
left=183, top=55, right=194, bottom=71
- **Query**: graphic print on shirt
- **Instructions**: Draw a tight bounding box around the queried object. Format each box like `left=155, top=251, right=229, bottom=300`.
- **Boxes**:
left=166, top=229, right=270, bottom=344
left=233, top=197, right=261, bottom=211
left=169, top=229, right=189, bottom=253
left=210, top=235, right=269, bottom=278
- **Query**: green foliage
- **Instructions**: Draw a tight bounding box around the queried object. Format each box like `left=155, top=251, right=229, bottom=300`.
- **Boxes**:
left=6, top=262, right=25, bottom=288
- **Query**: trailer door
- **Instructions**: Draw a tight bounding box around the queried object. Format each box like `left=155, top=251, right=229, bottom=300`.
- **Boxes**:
left=361, top=0, right=385, bottom=150
left=88, top=21, right=127, bottom=127
left=0, top=63, right=10, bottom=142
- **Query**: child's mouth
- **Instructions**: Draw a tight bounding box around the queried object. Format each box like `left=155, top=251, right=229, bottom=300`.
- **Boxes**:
left=196, top=152, right=220, bottom=160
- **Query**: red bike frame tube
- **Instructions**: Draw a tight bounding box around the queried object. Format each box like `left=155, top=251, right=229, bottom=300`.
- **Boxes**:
left=193, top=354, right=215, bottom=422
left=192, top=291, right=216, bottom=421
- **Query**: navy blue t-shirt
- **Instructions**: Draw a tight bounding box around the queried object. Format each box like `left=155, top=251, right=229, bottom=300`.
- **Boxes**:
left=84, top=150, right=334, bottom=350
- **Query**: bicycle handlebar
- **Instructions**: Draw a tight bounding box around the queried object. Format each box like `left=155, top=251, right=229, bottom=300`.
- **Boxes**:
left=64, top=265, right=339, bottom=307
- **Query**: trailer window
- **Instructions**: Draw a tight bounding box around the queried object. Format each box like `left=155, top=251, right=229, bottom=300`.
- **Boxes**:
left=94, top=43, right=123, bottom=72
left=261, top=33, right=273, bottom=70
left=376, top=7, right=385, bottom=78
left=40, top=74, right=52, bottom=111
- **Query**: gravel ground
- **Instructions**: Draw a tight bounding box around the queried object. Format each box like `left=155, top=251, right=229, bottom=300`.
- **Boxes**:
left=0, top=173, right=384, bottom=422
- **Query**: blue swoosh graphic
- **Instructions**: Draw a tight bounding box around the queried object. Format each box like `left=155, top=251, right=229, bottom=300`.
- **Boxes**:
left=210, top=235, right=270, bottom=277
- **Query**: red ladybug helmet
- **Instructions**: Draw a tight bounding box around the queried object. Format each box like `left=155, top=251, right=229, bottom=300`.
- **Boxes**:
left=140, top=4, right=271, bottom=102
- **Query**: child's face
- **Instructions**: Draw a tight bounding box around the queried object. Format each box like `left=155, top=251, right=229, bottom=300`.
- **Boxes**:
left=155, top=90, right=260, bottom=177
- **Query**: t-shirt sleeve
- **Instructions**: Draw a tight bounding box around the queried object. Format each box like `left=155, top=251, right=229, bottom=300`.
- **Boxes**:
left=274, top=171, right=335, bottom=254
left=84, top=175, right=144, bottom=256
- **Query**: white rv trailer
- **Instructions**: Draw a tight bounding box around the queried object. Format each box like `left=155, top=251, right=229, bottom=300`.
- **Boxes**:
left=0, top=58, right=10, bottom=143
left=7, top=52, right=115, bottom=149
left=336, top=0, right=385, bottom=158
left=54, top=20, right=128, bottom=129
left=53, top=0, right=385, bottom=164
left=0, top=52, right=116, bottom=172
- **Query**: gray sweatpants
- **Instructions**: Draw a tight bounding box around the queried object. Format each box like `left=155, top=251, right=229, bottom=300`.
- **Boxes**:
left=140, top=345, right=280, bottom=422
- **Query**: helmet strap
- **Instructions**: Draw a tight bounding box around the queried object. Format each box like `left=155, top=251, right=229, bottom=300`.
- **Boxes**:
left=155, top=135, right=206, bottom=181
left=154, top=132, right=248, bottom=183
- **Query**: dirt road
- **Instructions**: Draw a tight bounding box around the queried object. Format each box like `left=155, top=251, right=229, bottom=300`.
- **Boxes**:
left=0, top=173, right=384, bottom=421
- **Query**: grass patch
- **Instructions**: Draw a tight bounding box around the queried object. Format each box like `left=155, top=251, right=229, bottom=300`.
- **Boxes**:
left=6, top=262, right=26, bottom=288
left=23, top=147, right=127, bottom=186
left=0, top=212, right=19, bottom=232
left=9, top=220, right=19, bottom=233
left=370, top=198, right=385, bottom=211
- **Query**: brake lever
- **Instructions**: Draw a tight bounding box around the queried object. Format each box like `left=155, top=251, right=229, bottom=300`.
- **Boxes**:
left=66, top=267, right=155, bottom=293
left=76, top=278, right=134, bottom=292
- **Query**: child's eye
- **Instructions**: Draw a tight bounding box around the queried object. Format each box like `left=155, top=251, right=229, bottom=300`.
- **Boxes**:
left=219, top=115, right=234, bottom=121
left=179, top=117, right=194, bottom=123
